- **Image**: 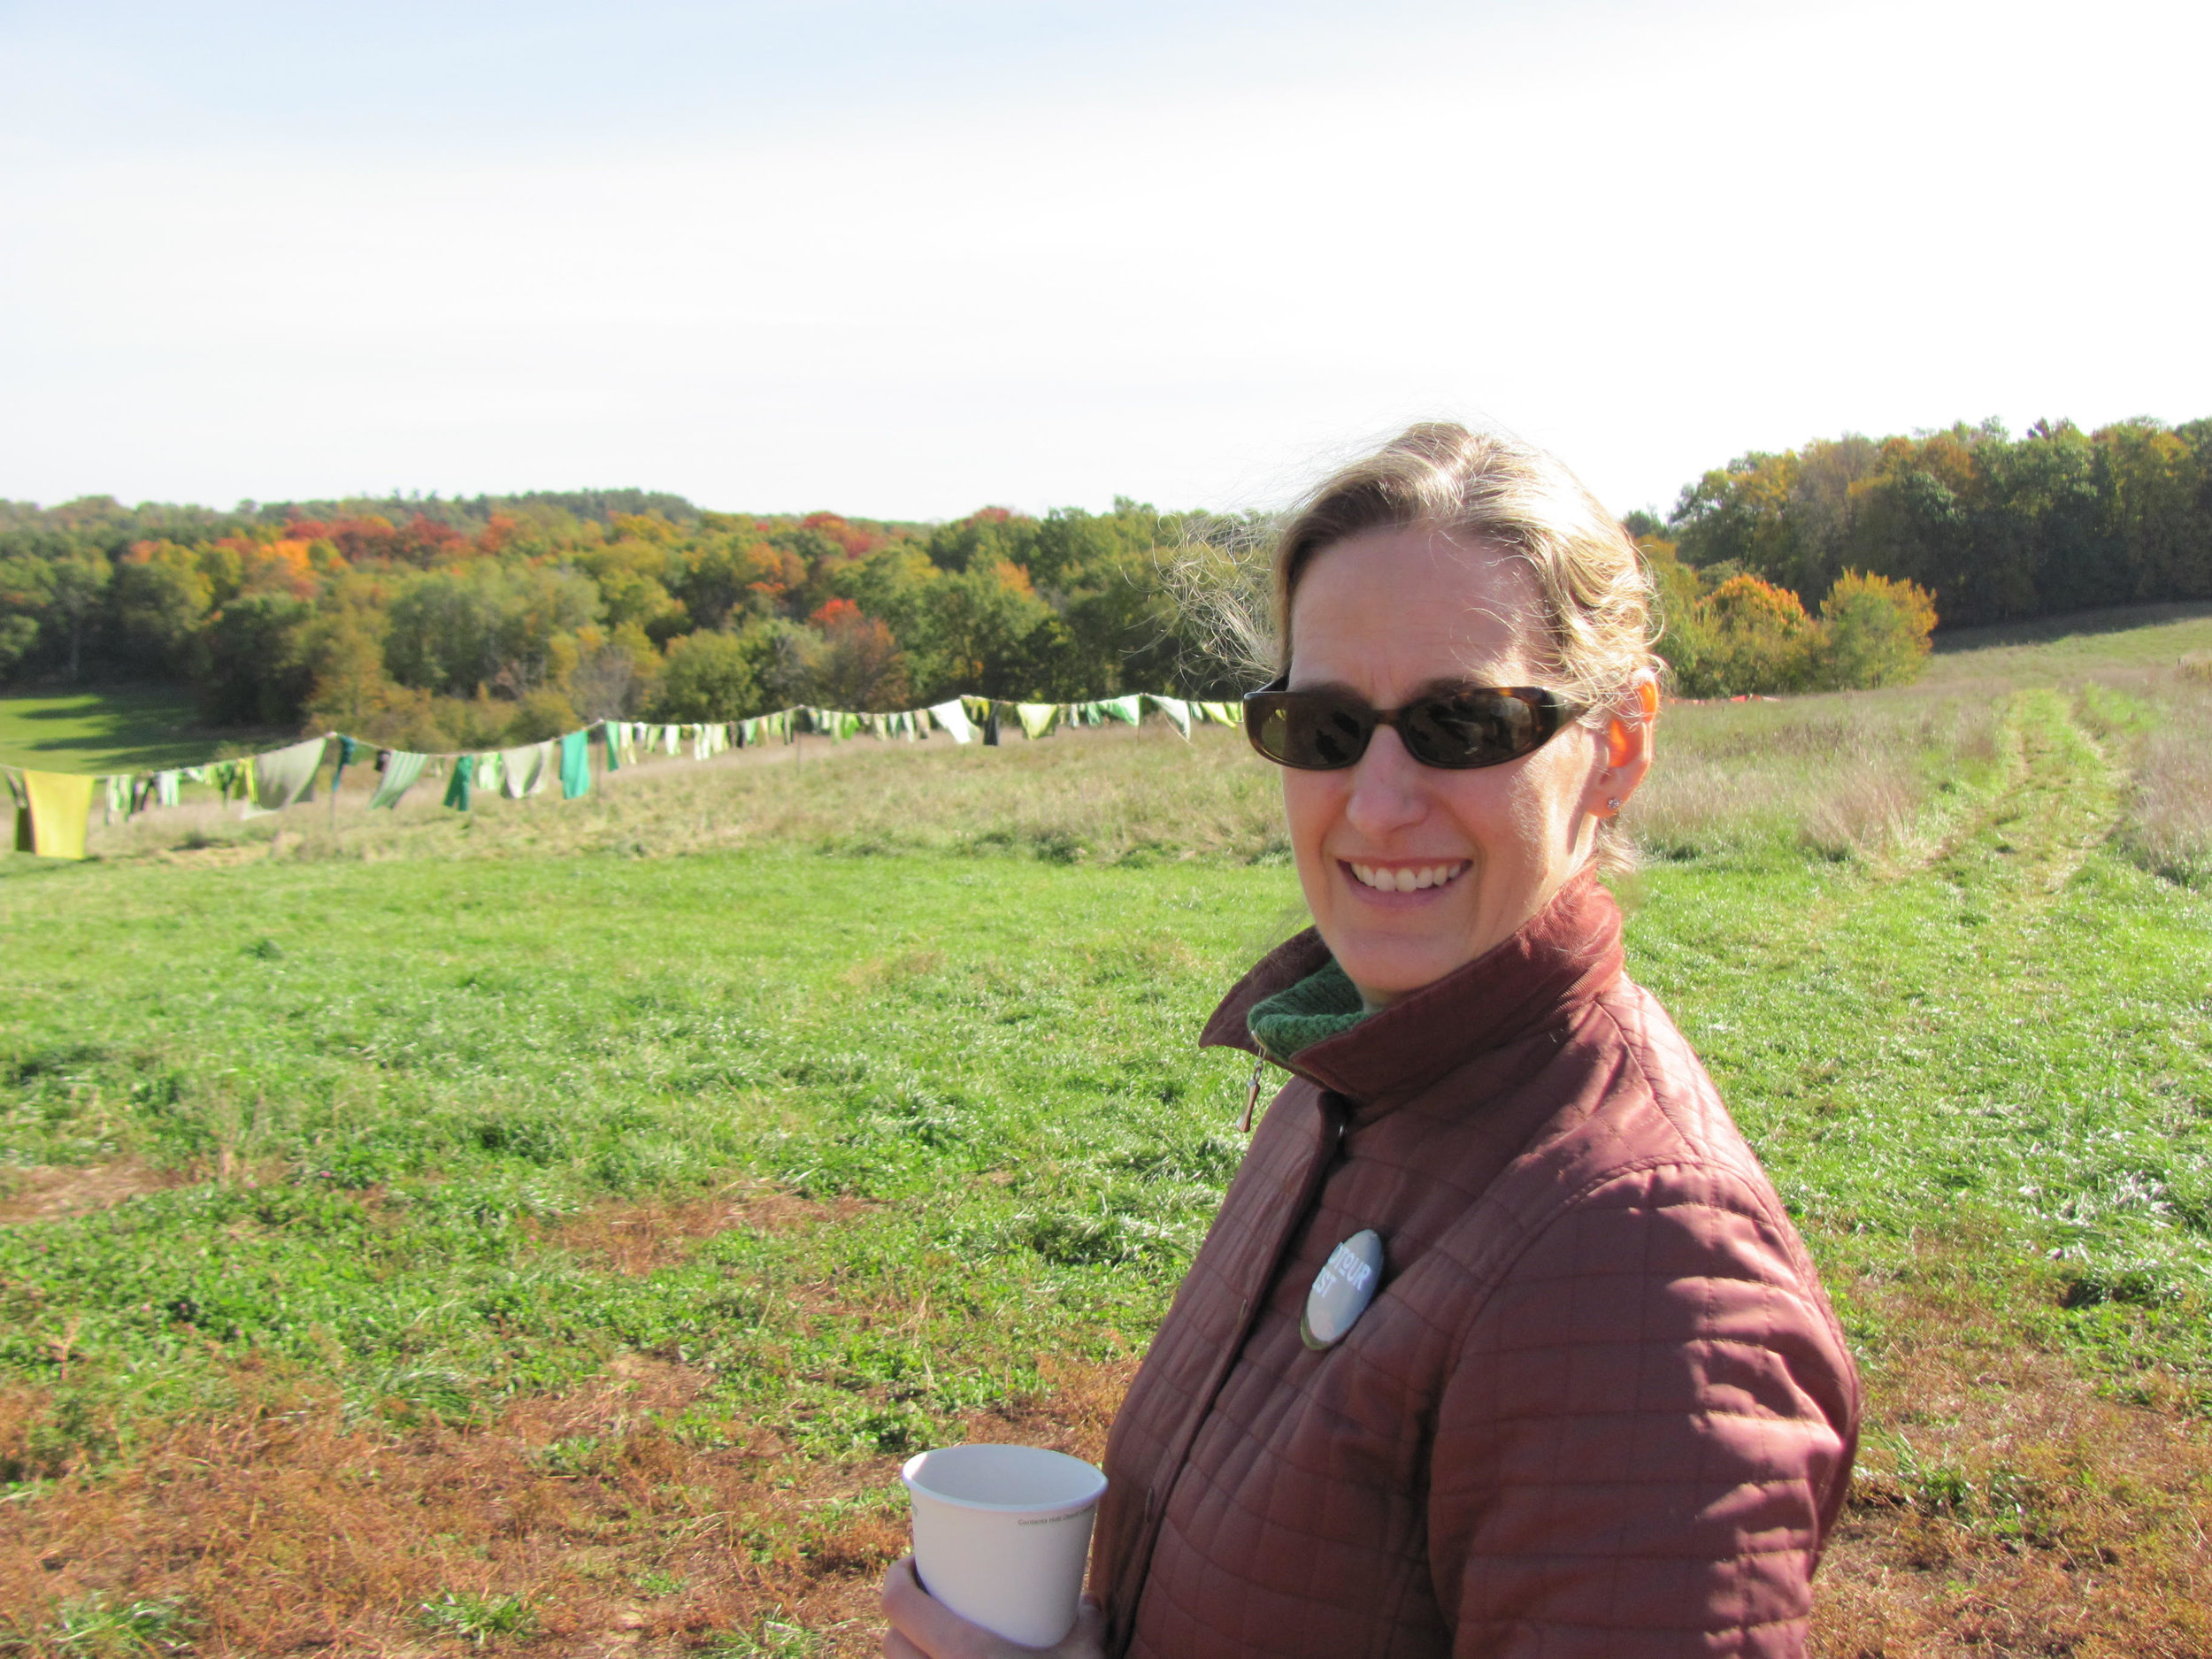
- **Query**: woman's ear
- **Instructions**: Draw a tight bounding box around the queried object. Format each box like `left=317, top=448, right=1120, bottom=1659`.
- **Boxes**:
left=1604, top=673, right=1660, bottom=770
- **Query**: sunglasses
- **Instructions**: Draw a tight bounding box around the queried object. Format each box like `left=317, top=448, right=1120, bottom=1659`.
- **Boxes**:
left=1242, top=677, right=1586, bottom=771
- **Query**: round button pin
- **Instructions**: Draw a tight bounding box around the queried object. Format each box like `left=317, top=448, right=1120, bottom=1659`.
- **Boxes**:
left=1301, top=1228, right=1385, bottom=1350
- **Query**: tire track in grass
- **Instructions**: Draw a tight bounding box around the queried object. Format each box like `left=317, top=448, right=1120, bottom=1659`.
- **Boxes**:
left=1684, top=692, right=2212, bottom=1654
left=1628, top=687, right=2212, bottom=1651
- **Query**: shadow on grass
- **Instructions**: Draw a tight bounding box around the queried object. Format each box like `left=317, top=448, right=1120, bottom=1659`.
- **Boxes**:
left=0, top=684, right=285, bottom=773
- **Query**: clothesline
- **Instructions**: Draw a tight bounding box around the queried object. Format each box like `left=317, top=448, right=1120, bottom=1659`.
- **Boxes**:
left=5, top=691, right=1246, bottom=860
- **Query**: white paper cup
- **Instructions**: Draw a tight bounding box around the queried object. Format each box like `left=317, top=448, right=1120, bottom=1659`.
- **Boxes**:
left=900, top=1443, right=1108, bottom=1648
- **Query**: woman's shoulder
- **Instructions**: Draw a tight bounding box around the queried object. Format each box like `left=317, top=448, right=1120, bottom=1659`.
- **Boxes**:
left=1426, top=975, right=1825, bottom=1309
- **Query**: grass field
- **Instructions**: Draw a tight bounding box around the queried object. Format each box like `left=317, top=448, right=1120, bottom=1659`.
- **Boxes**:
left=4, top=609, right=2212, bottom=1656
left=0, top=687, right=285, bottom=775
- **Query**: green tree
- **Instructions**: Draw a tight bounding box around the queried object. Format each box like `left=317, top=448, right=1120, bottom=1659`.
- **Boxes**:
left=654, top=628, right=763, bottom=721
left=201, top=594, right=314, bottom=724
left=0, top=551, right=53, bottom=682
left=46, top=549, right=112, bottom=681
left=1815, top=571, right=1938, bottom=689
left=112, top=552, right=213, bottom=676
left=383, top=563, right=600, bottom=698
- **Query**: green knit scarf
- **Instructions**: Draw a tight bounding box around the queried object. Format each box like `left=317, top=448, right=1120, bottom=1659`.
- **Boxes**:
left=1247, top=956, right=1371, bottom=1059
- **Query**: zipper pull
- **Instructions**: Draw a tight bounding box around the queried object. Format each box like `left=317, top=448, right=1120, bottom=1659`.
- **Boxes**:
left=1239, top=1055, right=1267, bottom=1133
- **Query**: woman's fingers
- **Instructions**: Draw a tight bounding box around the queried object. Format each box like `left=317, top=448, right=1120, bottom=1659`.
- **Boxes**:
left=882, top=1555, right=991, bottom=1657
left=879, top=1555, right=1105, bottom=1658
left=1069, top=1597, right=1105, bottom=1651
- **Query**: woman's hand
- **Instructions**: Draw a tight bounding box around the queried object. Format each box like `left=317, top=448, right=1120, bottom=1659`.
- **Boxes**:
left=879, top=1556, right=1106, bottom=1659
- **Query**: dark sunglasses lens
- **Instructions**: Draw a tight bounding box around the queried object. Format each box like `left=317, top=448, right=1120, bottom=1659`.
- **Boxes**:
left=1254, top=699, right=1371, bottom=769
left=1400, top=691, right=1546, bottom=767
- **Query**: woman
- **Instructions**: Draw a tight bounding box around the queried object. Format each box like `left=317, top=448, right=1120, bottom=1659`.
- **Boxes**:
left=885, top=425, right=1860, bottom=1657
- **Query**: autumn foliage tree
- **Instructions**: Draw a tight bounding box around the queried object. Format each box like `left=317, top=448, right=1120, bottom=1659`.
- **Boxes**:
left=1651, top=562, right=1939, bottom=697
left=0, top=417, right=2200, bottom=740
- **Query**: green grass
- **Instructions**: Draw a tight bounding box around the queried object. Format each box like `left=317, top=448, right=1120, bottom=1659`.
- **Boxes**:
left=1925, top=601, right=2212, bottom=677
left=3, top=608, right=2210, bottom=1650
left=1, top=850, right=1288, bottom=1456
left=0, top=687, right=280, bottom=775
left=4, top=680, right=2207, bottom=1440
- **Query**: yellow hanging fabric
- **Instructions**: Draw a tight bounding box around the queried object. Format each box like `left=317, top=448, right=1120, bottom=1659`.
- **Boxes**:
left=16, top=770, right=96, bottom=859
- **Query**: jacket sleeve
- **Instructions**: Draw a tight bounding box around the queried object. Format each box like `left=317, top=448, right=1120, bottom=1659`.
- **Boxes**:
left=1427, top=1164, right=1859, bottom=1658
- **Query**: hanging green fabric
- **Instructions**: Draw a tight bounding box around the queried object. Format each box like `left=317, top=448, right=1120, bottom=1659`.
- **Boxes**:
left=331, top=735, right=360, bottom=796
left=104, top=774, right=125, bottom=824
left=369, top=750, right=429, bottom=810
left=475, top=750, right=504, bottom=796
left=442, top=754, right=475, bottom=811
left=155, top=770, right=181, bottom=807
left=559, top=731, right=591, bottom=799
left=602, top=720, right=623, bottom=772
left=1016, top=703, right=1059, bottom=740
left=13, top=769, right=96, bottom=859
left=500, top=741, right=550, bottom=798
left=250, top=736, right=326, bottom=814
left=1147, top=695, right=1192, bottom=739
left=1102, top=695, right=1142, bottom=726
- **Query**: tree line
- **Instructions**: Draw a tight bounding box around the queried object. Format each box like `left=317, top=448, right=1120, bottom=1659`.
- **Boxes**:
left=1625, top=414, right=2212, bottom=695
left=1, top=414, right=2204, bottom=739
left=0, top=491, right=1244, bottom=752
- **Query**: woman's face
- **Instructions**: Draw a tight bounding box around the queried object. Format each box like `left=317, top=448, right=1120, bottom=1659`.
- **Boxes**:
left=1282, top=525, right=1644, bottom=1005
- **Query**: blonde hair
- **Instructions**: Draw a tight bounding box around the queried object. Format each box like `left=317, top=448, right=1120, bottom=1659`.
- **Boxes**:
left=1257, top=422, right=1661, bottom=871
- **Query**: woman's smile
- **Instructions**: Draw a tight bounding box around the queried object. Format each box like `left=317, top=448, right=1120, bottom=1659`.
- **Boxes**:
left=1341, top=858, right=1471, bottom=895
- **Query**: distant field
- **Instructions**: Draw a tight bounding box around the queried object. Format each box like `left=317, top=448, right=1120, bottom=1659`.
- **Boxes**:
left=3, top=611, right=2210, bottom=1655
left=0, top=685, right=282, bottom=774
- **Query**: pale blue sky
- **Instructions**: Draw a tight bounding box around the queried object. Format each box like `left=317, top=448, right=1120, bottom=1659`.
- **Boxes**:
left=2, top=0, right=2204, bottom=520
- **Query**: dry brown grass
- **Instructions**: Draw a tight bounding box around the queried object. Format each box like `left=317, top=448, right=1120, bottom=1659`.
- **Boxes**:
left=534, top=1181, right=877, bottom=1279
left=0, top=1340, right=1133, bottom=1658
left=2120, top=672, right=2212, bottom=887
left=6, top=1196, right=2208, bottom=1656
left=0, top=1161, right=191, bottom=1227
left=77, top=722, right=1286, bottom=871
left=1628, top=692, right=2001, bottom=864
left=1813, top=1306, right=2212, bottom=1658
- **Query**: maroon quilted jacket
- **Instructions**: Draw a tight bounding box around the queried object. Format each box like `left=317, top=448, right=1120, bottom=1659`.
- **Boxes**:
left=1090, top=872, right=1860, bottom=1657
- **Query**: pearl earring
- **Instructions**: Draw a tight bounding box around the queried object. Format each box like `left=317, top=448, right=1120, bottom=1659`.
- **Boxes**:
left=1607, top=798, right=1622, bottom=813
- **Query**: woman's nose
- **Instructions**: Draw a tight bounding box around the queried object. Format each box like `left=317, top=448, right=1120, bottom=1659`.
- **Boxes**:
left=1343, top=726, right=1428, bottom=836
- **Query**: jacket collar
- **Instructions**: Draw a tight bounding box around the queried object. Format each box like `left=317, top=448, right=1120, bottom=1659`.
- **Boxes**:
left=1200, top=867, right=1625, bottom=1110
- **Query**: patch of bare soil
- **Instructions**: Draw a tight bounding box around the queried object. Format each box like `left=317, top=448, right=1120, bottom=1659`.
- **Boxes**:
left=0, top=1161, right=189, bottom=1226
left=535, top=1179, right=879, bottom=1278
